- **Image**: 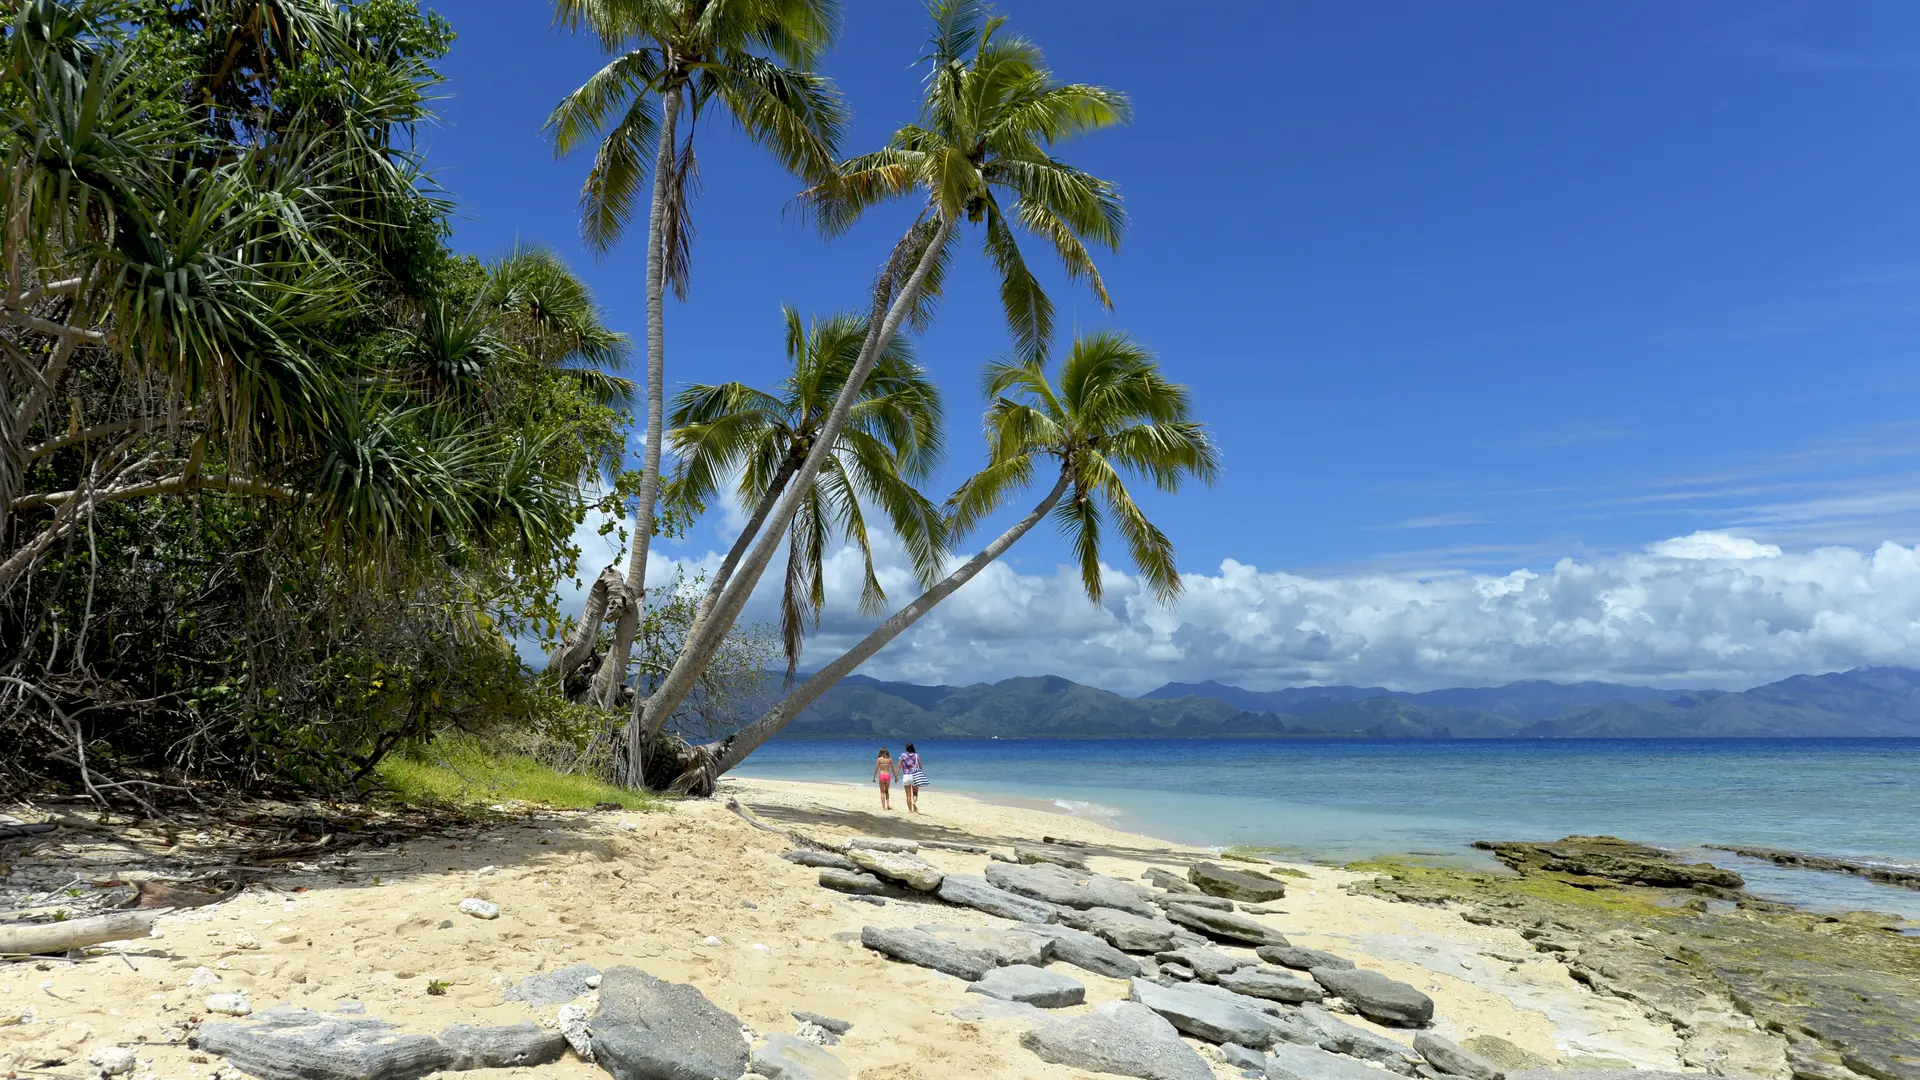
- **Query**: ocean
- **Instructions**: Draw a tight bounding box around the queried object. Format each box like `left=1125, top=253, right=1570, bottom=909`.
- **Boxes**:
left=734, top=737, right=1920, bottom=920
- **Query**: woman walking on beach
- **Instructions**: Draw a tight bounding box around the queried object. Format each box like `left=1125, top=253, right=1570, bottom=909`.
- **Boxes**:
left=873, top=747, right=894, bottom=810
left=898, top=743, right=927, bottom=813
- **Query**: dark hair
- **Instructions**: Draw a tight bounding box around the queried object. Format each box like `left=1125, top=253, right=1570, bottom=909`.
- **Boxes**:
left=905, top=742, right=916, bottom=753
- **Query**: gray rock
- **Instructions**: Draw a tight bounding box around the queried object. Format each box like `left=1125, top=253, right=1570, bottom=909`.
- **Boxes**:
left=1165, top=904, right=1289, bottom=946
left=1293, top=1007, right=1423, bottom=1074
left=1161, top=963, right=1196, bottom=981
left=1169, top=928, right=1214, bottom=950
left=1127, top=977, right=1281, bottom=1048
left=198, top=1008, right=452, bottom=1080
left=790, top=1011, right=851, bottom=1036
left=1415, top=1033, right=1504, bottom=1080
left=89, top=1045, right=137, bottom=1076
left=751, top=1034, right=849, bottom=1080
left=1062, top=906, right=1182, bottom=953
left=590, top=966, right=750, bottom=1080
left=1311, top=967, right=1435, bottom=1026
left=1153, top=946, right=1251, bottom=982
left=846, top=895, right=885, bottom=906
left=1216, top=968, right=1325, bottom=1004
left=439, top=1024, right=567, bottom=1070
left=458, top=898, right=499, bottom=920
left=844, top=836, right=918, bottom=852
left=845, top=848, right=943, bottom=891
left=1143, top=867, right=1199, bottom=893
left=1240, top=904, right=1284, bottom=915
left=1265, top=1043, right=1391, bottom=1080
left=860, top=926, right=995, bottom=980
left=1015, top=843, right=1089, bottom=869
left=1217, top=1043, right=1269, bottom=1074
left=818, top=869, right=888, bottom=896
left=1154, top=891, right=1236, bottom=911
left=1507, top=1073, right=1702, bottom=1080
left=935, top=874, right=1060, bottom=923
left=986, top=861, right=1160, bottom=917
left=781, top=851, right=858, bottom=871
left=1191, top=863, right=1288, bottom=903
left=1017, top=923, right=1142, bottom=978
left=951, top=998, right=1049, bottom=1024
left=968, top=964, right=1086, bottom=1008
left=1256, top=946, right=1353, bottom=972
left=502, top=963, right=602, bottom=1006
left=1020, top=1000, right=1214, bottom=1080
left=914, top=924, right=1051, bottom=967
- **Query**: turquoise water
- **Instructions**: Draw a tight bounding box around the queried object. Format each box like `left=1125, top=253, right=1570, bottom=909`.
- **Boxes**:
left=735, top=738, right=1920, bottom=920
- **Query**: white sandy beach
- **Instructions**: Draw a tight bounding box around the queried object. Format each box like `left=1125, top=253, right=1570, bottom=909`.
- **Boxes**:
left=2, top=778, right=1693, bottom=1078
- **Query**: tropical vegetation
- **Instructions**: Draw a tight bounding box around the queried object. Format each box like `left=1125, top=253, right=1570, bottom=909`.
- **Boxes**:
left=5, top=0, right=1216, bottom=806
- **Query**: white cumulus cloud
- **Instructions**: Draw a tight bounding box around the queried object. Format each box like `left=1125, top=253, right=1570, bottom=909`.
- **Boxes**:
left=553, top=523, right=1920, bottom=695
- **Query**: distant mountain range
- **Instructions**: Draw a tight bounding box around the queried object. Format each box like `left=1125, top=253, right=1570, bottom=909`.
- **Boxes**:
left=773, top=667, right=1920, bottom=739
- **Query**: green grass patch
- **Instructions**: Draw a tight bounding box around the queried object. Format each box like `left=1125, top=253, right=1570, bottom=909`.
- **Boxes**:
left=1220, top=845, right=1313, bottom=877
left=1346, top=858, right=1674, bottom=918
left=376, top=737, right=662, bottom=813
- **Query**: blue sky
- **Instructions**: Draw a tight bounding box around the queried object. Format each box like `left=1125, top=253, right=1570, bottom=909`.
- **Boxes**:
left=430, top=1, right=1920, bottom=691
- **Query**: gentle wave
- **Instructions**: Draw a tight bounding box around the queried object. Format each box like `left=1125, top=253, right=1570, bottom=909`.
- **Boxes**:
left=1053, top=798, right=1124, bottom=819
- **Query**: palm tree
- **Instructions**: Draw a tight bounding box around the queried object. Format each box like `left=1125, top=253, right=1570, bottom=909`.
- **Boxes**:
left=664, top=307, right=948, bottom=681
left=546, top=0, right=847, bottom=712
left=632, top=0, right=1130, bottom=764
left=683, top=331, right=1218, bottom=787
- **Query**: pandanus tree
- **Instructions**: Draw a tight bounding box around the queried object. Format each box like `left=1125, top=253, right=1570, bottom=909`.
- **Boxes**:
left=663, top=307, right=948, bottom=681
left=547, top=0, right=847, bottom=710
left=624, top=0, right=1130, bottom=786
left=680, top=331, right=1219, bottom=788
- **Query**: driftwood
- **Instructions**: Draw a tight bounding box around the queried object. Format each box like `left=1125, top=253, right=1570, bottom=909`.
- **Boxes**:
left=724, top=798, right=834, bottom=851
left=0, top=909, right=161, bottom=957
left=0, top=822, right=58, bottom=840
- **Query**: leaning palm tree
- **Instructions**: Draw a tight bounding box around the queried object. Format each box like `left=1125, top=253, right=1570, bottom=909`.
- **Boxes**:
left=546, top=0, right=846, bottom=711
left=630, top=0, right=1130, bottom=771
left=663, top=306, right=948, bottom=680
left=677, top=331, right=1218, bottom=788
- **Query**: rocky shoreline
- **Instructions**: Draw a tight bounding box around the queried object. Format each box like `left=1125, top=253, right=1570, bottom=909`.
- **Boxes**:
left=1349, top=837, right=1920, bottom=1080
left=1702, top=845, right=1920, bottom=892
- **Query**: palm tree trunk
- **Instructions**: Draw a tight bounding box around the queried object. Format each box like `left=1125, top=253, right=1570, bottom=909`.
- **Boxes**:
left=702, top=468, right=1071, bottom=778
left=630, top=212, right=957, bottom=757
left=599, top=90, right=683, bottom=758
left=548, top=564, right=622, bottom=698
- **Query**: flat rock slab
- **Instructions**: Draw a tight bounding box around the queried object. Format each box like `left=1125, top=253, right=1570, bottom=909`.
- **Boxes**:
left=1257, top=945, right=1353, bottom=972
left=861, top=925, right=996, bottom=980
left=1143, top=868, right=1199, bottom=893
left=1216, top=968, right=1325, bottom=1004
left=1128, top=977, right=1280, bottom=1048
left=952, top=998, right=1050, bottom=1025
left=1311, top=967, right=1435, bottom=1027
left=1292, top=1007, right=1423, bottom=1073
left=1021, top=1000, right=1214, bottom=1080
left=846, top=848, right=943, bottom=891
left=1217, top=1043, right=1269, bottom=1074
left=502, top=963, right=602, bottom=1006
left=987, top=862, right=1159, bottom=918
left=1165, top=903, right=1289, bottom=946
left=790, top=1011, right=851, bottom=1036
left=1415, top=1033, right=1505, bottom=1080
left=818, top=869, right=888, bottom=896
left=1063, top=906, right=1183, bottom=953
left=782, top=851, right=858, bottom=871
left=845, top=837, right=919, bottom=853
left=752, top=1033, right=849, bottom=1080
left=439, top=1024, right=566, bottom=1071
left=1017, top=923, right=1142, bottom=979
left=1459, top=1036, right=1552, bottom=1072
left=1508, top=1073, right=1704, bottom=1080
left=1265, top=1043, right=1392, bottom=1080
left=1016, top=843, right=1089, bottom=869
left=1191, top=863, right=1288, bottom=903
left=590, top=966, right=750, bottom=1080
left=935, top=874, right=1060, bottom=923
left=915, top=924, right=1052, bottom=968
left=968, top=964, right=1086, bottom=1008
left=198, top=1008, right=452, bottom=1080
left=1155, top=892, right=1236, bottom=911
left=1154, top=946, right=1251, bottom=982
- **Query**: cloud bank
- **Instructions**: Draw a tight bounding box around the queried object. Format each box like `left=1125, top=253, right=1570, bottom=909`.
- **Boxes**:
left=562, top=526, right=1920, bottom=696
